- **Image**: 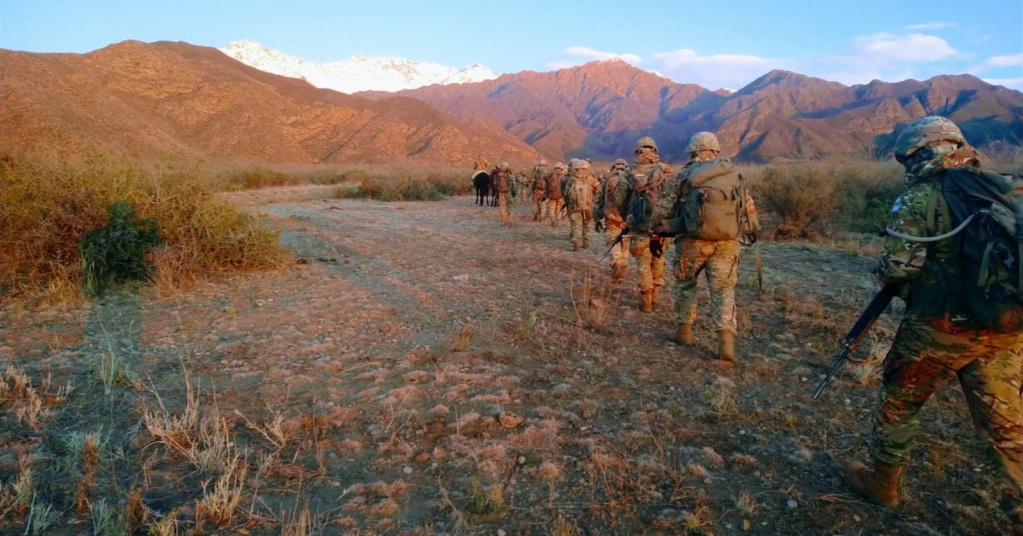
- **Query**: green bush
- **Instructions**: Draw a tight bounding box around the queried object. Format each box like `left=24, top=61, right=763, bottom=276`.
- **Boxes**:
left=79, top=201, right=163, bottom=297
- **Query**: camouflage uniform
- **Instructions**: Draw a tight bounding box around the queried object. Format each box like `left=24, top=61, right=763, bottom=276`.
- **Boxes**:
left=869, top=148, right=1023, bottom=512
left=846, top=116, right=1023, bottom=528
left=531, top=161, right=550, bottom=221
left=624, top=148, right=672, bottom=304
left=564, top=159, right=601, bottom=251
left=594, top=159, right=631, bottom=282
left=544, top=163, right=567, bottom=228
left=654, top=158, right=758, bottom=337
left=493, top=163, right=514, bottom=219
left=516, top=170, right=531, bottom=205
left=473, top=155, right=490, bottom=172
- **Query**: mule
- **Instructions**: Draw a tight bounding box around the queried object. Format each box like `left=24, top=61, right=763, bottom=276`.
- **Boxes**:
left=472, top=171, right=491, bottom=206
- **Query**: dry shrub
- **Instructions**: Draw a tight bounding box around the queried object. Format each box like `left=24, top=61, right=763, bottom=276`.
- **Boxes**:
left=0, top=152, right=288, bottom=298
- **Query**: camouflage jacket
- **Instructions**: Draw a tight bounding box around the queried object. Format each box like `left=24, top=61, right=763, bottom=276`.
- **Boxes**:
left=594, top=169, right=630, bottom=222
left=876, top=149, right=981, bottom=318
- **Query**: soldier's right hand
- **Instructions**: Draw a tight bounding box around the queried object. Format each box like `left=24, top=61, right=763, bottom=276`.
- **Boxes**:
left=595, top=219, right=604, bottom=232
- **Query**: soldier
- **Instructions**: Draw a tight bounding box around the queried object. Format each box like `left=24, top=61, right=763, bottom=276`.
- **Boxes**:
left=652, top=131, right=758, bottom=364
left=843, top=116, right=1023, bottom=533
left=563, top=159, right=600, bottom=251
left=594, top=158, right=631, bottom=282
left=516, top=169, right=531, bottom=205
left=492, top=162, right=514, bottom=220
left=473, top=153, right=490, bottom=171
left=531, top=159, right=550, bottom=222
left=544, top=162, right=568, bottom=228
left=623, top=137, right=673, bottom=312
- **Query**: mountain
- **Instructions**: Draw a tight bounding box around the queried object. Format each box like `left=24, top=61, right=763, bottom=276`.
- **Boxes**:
left=220, top=40, right=499, bottom=94
left=0, top=41, right=539, bottom=166
left=372, top=61, right=1023, bottom=163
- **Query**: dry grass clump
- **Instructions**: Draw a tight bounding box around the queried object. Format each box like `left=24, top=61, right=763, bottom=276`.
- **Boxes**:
left=0, top=153, right=289, bottom=299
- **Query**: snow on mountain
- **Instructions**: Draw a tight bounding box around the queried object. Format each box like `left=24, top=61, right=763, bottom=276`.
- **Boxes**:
left=220, top=40, right=499, bottom=94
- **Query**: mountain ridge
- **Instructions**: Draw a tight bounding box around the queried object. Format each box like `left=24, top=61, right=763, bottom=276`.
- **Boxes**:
left=2, top=40, right=1020, bottom=167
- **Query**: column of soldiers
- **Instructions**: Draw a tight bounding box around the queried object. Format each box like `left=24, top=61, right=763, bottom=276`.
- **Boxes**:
left=471, top=116, right=1023, bottom=531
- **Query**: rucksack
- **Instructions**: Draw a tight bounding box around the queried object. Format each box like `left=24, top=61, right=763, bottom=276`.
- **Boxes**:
left=545, top=171, right=563, bottom=201
left=565, top=169, right=597, bottom=212
left=627, top=162, right=668, bottom=232
left=680, top=158, right=758, bottom=240
left=909, top=167, right=1023, bottom=333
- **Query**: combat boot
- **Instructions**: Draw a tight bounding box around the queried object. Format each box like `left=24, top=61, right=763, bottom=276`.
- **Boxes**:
left=582, top=238, right=590, bottom=249
left=639, top=291, right=653, bottom=313
left=718, top=330, right=735, bottom=362
left=572, top=242, right=579, bottom=252
left=846, top=460, right=901, bottom=507
left=651, top=286, right=659, bottom=303
left=676, top=324, right=693, bottom=345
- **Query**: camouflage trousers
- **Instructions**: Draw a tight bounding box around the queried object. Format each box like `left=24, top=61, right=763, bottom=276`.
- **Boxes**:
left=604, top=220, right=630, bottom=274
left=568, top=210, right=592, bottom=248
left=497, top=193, right=511, bottom=219
left=870, top=316, right=1023, bottom=501
left=533, top=191, right=547, bottom=221
left=629, top=235, right=667, bottom=293
left=671, top=238, right=740, bottom=333
left=547, top=199, right=564, bottom=228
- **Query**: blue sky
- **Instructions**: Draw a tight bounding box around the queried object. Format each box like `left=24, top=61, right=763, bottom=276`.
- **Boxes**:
left=3, top=0, right=1021, bottom=91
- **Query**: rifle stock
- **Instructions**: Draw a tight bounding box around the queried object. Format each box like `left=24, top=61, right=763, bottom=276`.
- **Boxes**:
left=811, top=283, right=898, bottom=399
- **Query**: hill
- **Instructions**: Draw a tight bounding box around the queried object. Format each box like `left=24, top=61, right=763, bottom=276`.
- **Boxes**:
left=376, top=61, right=1023, bottom=163
left=0, top=41, right=540, bottom=166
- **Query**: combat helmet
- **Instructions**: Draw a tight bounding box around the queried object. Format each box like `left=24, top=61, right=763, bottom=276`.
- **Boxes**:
left=894, top=116, right=965, bottom=164
left=634, top=136, right=658, bottom=154
left=500, top=161, right=510, bottom=170
left=687, top=131, right=720, bottom=154
left=538, top=159, right=548, bottom=166
left=569, top=158, right=590, bottom=171
left=612, top=158, right=628, bottom=170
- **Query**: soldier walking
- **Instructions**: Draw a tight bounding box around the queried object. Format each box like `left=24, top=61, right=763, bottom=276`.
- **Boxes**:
left=623, top=137, right=673, bottom=312
left=563, top=159, right=600, bottom=251
left=839, top=116, right=1023, bottom=533
left=544, top=162, right=567, bottom=228
left=594, top=159, right=631, bottom=282
left=652, top=132, right=758, bottom=364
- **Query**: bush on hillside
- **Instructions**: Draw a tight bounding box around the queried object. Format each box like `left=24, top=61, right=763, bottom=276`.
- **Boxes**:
left=0, top=153, right=288, bottom=300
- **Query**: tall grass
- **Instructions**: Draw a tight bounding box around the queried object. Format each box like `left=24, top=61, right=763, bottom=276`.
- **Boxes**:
left=0, top=153, right=289, bottom=299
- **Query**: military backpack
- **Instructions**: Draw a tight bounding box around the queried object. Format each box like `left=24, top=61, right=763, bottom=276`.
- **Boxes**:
left=898, top=167, right=1023, bottom=333
left=679, top=158, right=758, bottom=240
left=626, top=162, right=668, bottom=232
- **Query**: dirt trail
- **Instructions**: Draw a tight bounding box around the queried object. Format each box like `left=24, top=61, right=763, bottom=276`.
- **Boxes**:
left=1, top=186, right=1013, bottom=535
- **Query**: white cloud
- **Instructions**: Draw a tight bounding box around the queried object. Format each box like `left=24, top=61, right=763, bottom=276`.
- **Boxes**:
left=906, top=22, right=952, bottom=30
left=987, top=53, right=1023, bottom=67
left=648, top=49, right=785, bottom=90
left=853, top=33, right=958, bottom=62
left=562, top=46, right=642, bottom=65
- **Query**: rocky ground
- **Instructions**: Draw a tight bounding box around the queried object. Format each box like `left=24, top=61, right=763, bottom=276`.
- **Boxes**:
left=0, top=186, right=1015, bottom=535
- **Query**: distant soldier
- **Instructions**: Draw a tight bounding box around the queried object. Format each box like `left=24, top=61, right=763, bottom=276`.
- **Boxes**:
left=473, top=153, right=490, bottom=172
left=594, top=158, right=631, bottom=282
left=623, top=137, right=673, bottom=312
left=543, top=162, right=568, bottom=228
left=652, top=131, right=758, bottom=364
left=531, top=159, right=550, bottom=221
left=841, top=116, right=1023, bottom=532
left=516, top=169, right=531, bottom=205
left=563, top=159, right=600, bottom=251
left=492, top=162, right=514, bottom=219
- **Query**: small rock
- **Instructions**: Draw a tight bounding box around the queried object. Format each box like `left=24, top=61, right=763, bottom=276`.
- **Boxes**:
left=518, top=456, right=527, bottom=465
left=787, top=499, right=798, bottom=509
left=402, top=466, right=412, bottom=475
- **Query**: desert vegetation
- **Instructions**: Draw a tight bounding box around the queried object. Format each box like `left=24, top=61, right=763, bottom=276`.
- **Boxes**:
left=1, top=150, right=1021, bottom=534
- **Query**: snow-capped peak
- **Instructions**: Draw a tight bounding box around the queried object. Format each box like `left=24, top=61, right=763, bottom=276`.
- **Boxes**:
left=220, top=40, right=499, bottom=94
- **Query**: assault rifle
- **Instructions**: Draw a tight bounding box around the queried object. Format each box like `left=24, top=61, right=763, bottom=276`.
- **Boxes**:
left=599, top=227, right=676, bottom=260
left=811, top=283, right=898, bottom=399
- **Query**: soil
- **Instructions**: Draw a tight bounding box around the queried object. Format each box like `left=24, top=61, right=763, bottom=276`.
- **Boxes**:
left=0, top=186, right=1015, bottom=535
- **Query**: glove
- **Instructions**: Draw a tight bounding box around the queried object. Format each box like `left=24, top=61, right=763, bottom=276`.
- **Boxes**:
left=652, top=223, right=670, bottom=235
left=740, top=233, right=757, bottom=247
left=649, top=238, right=664, bottom=258
left=595, top=219, right=604, bottom=232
